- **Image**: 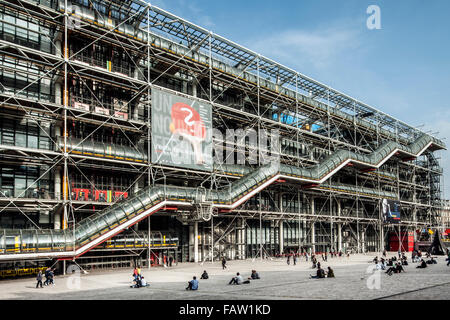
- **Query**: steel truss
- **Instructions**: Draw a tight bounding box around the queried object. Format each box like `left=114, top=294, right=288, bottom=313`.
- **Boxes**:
left=0, top=0, right=446, bottom=267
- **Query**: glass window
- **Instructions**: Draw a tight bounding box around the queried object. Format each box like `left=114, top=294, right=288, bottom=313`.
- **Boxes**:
left=15, top=133, right=27, bottom=147
left=27, top=135, right=38, bottom=149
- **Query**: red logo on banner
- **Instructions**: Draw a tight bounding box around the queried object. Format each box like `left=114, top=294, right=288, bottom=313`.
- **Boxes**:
left=169, top=103, right=206, bottom=164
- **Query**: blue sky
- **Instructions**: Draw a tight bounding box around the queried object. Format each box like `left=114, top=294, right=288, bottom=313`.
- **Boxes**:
left=150, top=0, right=450, bottom=199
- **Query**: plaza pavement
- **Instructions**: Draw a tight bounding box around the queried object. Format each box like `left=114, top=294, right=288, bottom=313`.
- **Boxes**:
left=0, top=253, right=448, bottom=300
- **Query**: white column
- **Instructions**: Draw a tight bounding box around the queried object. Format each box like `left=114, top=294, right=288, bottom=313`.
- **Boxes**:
left=192, top=81, right=197, bottom=97
left=337, top=200, right=342, bottom=252
left=361, top=230, right=366, bottom=253
left=240, top=218, right=246, bottom=260
left=189, top=225, right=194, bottom=262
left=311, top=197, right=315, bottom=254
left=194, top=222, right=199, bottom=263
left=338, top=224, right=342, bottom=252
left=279, top=221, right=284, bottom=255
left=54, top=168, right=61, bottom=230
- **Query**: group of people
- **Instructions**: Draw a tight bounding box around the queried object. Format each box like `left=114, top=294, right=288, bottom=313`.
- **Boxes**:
left=372, top=250, right=446, bottom=275
left=185, top=269, right=261, bottom=291
left=130, top=266, right=149, bottom=288
left=283, top=250, right=348, bottom=263
left=36, top=267, right=55, bottom=288
left=310, top=266, right=335, bottom=279
left=307, top=255, right=336, bottom=279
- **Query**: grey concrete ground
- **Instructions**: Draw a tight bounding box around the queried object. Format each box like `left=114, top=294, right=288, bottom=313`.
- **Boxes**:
left=0, top=253, right=449, bottom=300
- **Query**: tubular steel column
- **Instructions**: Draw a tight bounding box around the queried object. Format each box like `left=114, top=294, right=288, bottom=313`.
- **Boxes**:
left=211, top=217, right=214, bottom=263
left=194, top=221, right=199, bottom=263
left=311, top=197, right=315, bottom=254
left=279, top=220, right=284, bottom=255
left=337, top=200, right=342, bottom=252
left=147, top=4, right=152, bottom=270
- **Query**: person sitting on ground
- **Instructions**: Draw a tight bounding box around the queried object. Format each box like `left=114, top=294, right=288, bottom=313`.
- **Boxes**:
left=385, top=265, right=397, bottom=276
left=310, top=266, right=326, bottom=279
left=229, top=272, right=245, bottom=285
left=200, top=270, right=209, bottom=280
left=140, top=276, right=149, bottom=287
left=326, top=267, right=335, bottom=278
left=426, top=257, right=437, bottom=265
left=131, top=273, right=143, bottom=288
left=387, top=258, right=393, bottom=267
left=186, top=276, right=199, bottom=291
left=395, top=262, right=405, bottom=273
left=249, top=270, right=260, bottom=280
left=416, top=259, right=427, bottom=269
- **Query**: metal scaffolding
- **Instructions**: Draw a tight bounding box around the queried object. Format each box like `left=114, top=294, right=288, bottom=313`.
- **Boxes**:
left=0, top=0, right=447, bottom=269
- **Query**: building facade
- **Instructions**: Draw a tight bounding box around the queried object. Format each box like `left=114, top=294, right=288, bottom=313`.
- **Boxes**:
left=0, top=0, right=446, bottom=270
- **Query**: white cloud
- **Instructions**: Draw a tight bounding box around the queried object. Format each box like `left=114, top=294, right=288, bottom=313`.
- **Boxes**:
left=150, top=0, right=215, bottom=29
left=247, top=26, right=363, bottom=70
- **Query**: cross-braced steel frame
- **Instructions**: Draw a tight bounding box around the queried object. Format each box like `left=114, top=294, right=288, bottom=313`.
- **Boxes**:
left=0, top=0, right=446, bottom=267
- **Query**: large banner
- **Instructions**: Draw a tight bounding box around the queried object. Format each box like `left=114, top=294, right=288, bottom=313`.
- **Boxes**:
left=151, top=88, right=213, bottom=172
left=382, top=199, right=401, bottom=224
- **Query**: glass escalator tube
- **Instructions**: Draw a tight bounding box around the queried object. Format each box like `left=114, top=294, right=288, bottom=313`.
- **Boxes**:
left=51, top=230, right=66, bottom=252
left=20, top=230, right=36, bottom=254
left=115, top=145, right=125, bottom=160
left=36, top=230, right=52, bottom=252
left=93, top=141, right=104, bottom=158
left=137, top=190, right=152, bottom=210
left=76, top=218, right=100, bottom=246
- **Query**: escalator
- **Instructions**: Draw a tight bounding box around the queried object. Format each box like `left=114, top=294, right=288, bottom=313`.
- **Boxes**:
left=0, top=135, right=445, bottom=260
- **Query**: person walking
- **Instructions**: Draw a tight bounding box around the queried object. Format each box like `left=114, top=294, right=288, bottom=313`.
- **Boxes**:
left=48, top=268, right=55, bottom=285
left=293, top=255, right=298, bottom=266
left=44, top=267, right=51, bottom=286
left=222, top=257, right=227, bottom=270
left=446, top=249, right=450, bottom=267
left=36, top=270, right=43, bottom=288
left=287, top=255, right=291, bottom=265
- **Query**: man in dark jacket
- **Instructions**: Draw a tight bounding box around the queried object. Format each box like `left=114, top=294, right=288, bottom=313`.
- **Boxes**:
left=416, top=259, right=427, bottom=269
left=200, top=271, right=209, bottom=280
left=310, top=267, right=325, bottom=279
left=36, top=270, right=43, bottom=288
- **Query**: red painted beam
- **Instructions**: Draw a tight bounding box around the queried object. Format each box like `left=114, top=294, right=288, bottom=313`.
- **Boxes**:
left=163, top=207, right=178, bottom=211
left=302, top=184, right=319, bottom=189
